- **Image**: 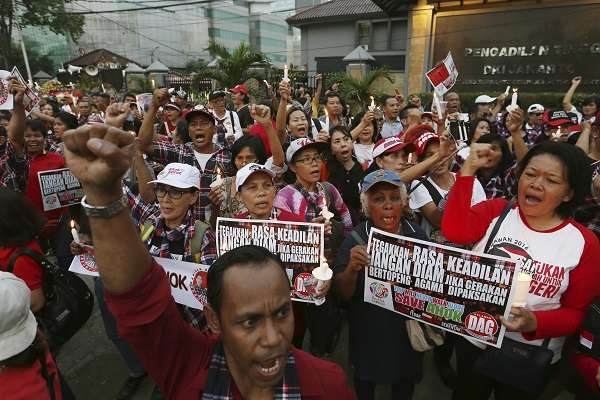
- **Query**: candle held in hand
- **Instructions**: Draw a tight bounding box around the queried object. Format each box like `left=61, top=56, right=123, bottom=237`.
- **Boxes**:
left=283, top=65, right=289, bottom=82
left=210, top=167, right=224, bottom=189
left=512, top=272, right=531, bottom=307
left=70, top=220, right=80, bottom=244
left=369, top=96, right=376, bottom=112
left=312, top=256, right=333, bottom=306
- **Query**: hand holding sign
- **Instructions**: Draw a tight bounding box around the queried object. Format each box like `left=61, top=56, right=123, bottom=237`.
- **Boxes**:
left=348, top=245, right=369, bottom=273
left=63, top=124, right=135, bottom=202
left=500, top=307, right=537, bottom=333
left=0, top=70, right=14, bottom=110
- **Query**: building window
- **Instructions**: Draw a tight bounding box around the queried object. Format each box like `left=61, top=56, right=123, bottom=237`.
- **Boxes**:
left=358, top=23, right=370, bottom=46
left=372, top=22, right=388, bottom=51
left=208, top=28, right=249, bottom=42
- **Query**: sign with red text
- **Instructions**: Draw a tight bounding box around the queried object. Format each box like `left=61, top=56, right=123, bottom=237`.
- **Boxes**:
left=426, top=52, right=459, bottom=97
left=37, top=168, right=83, bottom=211
left=216, top=218, right=324, bottom=303
left=11, top=67, right=40, bottom=115
left=69, top=250, right=210, bottom=310
left=365, top=228, right=518, bottom=348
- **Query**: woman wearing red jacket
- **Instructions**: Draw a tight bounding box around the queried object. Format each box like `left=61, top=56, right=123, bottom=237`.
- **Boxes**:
left=442, top=141, right=600, bottom=399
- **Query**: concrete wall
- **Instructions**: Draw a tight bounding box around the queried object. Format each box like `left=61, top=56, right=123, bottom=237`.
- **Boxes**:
left=301, top=21, right=356, bottom=72
left=405, top=0, right=434, bottom=95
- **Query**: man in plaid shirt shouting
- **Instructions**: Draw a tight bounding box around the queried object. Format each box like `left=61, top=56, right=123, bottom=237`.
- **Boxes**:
left=138, top=89, right=234, bottom=223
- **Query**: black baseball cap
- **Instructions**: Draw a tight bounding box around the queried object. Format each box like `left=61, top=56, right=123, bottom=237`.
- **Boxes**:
left=208, top=90, right=227, bottom=101
left=184, top=106, right=214, bottom=123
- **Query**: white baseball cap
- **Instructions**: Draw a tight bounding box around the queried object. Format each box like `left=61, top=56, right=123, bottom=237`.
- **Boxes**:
left=286, top=138, right=327, bottom=163
left=235, top=163, right=275, bottom=191
left=527, top=104, right=545, bottom=114
left=149, top=163, right=200, bottom=190
left=0, top=272, right=38, bottom=361
left=475, top=95, right=497, bottom=104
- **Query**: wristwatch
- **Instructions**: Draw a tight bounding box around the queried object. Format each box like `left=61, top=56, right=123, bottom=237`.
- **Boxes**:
left=81, top=194, right=127, bottom=218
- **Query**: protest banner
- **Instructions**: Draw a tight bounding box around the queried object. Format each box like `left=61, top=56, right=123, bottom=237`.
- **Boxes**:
left=37, top=168, right=84, bottom=211
left=11, top=67, right=40, bottom=115
left=365, top=228, right=518, bottom=348
left=216, top=217, right=324, bottom=303
left=69, top=247, right=210, bottom=310
left=0, top=70, right=13, bottom=110
left=426, top=52, right=459, bottom=97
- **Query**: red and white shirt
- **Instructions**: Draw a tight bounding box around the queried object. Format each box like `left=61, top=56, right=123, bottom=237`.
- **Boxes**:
left=442, top=175, right=600, bottom=360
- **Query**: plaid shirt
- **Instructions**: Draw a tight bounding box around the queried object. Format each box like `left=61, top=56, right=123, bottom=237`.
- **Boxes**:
left=477, top=163, right=517, bottom=200
left=150, top=141, right=233, bottom=222
left=125, top=186, right=216, bottom=329
left=0, top=141, right=28, bottom=192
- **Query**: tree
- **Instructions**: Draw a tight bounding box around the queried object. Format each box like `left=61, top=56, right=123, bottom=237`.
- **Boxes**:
left=0, top=0, right=84, bottom=60
left=1, top=42, right=54, bottom=75
left=339, top=68, right=394, bottom=112
left=183, top=58, right=208, bottom=74
left=192, top=42, right=267, bottom=89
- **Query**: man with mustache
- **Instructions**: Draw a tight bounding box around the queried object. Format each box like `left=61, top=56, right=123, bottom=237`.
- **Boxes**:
left=61, top=123, right=355, bottom=399
left=138, top=89, right=233, bottom=223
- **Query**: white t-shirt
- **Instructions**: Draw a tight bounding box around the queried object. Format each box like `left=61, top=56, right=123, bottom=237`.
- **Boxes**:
left=354, top=143, right=374, bottom=169
left=212, top=110, right=243, bottom=143
left=409, top=173, right=486, bottom=237
left=193, top=150, right=212, bottom=172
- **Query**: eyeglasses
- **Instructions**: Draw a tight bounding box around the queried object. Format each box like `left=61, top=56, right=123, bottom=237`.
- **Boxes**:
left=154, top=186, right=195, bottom=199
left=295, top=154, right=323, bottom=165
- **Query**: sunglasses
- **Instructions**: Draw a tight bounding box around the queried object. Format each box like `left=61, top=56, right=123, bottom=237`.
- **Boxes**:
left=154, top=186, right=196, bottom=200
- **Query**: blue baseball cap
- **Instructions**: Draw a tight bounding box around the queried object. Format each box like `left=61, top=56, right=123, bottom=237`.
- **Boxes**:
left=361, top=169, right=403, bottom=193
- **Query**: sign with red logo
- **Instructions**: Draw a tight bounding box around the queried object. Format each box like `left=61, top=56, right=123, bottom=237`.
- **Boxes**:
left=364, top=228, right=517, bottom=348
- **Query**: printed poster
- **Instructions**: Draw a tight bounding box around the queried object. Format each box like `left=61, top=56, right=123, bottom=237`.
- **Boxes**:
left=37, top=168, right=84, bottom=211
left=426, top=52, right=459, bottom=97
left=69, top=248, right=210, bottom=310
left=365, top=228, right=518, bottom=348
left=216, top=218, right=324, bottom=303
left=11, top=67, right=40, bottom=115
left=0, top=70, right=13, bottom=110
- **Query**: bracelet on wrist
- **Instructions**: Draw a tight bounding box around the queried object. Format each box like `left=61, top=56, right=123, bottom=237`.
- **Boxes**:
left=81, top=194, right=127, bottom=219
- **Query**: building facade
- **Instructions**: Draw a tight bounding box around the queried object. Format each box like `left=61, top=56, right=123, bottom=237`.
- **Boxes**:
left=288, top=0, right=600, bottom=95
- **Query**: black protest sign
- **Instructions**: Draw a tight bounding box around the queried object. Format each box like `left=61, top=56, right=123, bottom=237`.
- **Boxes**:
left=365, top=227, right=518, bottom=348
left=216, top=218, right=324, bottom=303
left=37, top=168, right=83, bottom=211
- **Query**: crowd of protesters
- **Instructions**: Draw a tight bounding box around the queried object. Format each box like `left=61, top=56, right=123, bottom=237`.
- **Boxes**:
left=1, top=71, right=600, bottom=400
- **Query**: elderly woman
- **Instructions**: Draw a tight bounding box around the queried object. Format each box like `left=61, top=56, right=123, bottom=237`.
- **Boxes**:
left=442, top=141, right=600, bottom=399
left=333, top=170, right=427, bottom=400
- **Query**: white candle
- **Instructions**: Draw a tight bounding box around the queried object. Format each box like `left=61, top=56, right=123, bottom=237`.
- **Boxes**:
left=433, top=93, right=443, bottom=120
left=510, top=88, right=518, bottom=108
left=210, top=167, right=224, bottom=189
left=512, top=272, right=531, bottom=307
left=369, top=96, right=376, bottom=112
left=151, top=79, right=156, bottom=89
left=553, top=126, right=562, bottom=140
left=70, top=220, right=80, bottom=244
left=312, top=256, right=333, bottom=306
left=320, top=197, right=334, bottom=222
left=101, top=83, right=106, bottom=93
left=283, top=65, right=289, bottom=82
left=504, top=85, right=510, bottom=96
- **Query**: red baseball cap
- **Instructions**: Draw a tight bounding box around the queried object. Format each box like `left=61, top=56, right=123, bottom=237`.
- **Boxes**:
left=373, top=137, right=415, bottom=159
left=230, top=84, right=249, bottom=96
left=543, top=110, right=575, bottom=127
left=413, top=131, right=440, bottom=157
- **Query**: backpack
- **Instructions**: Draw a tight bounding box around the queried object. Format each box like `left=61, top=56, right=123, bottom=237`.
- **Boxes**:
left=578, top=297, right=600, bottom=359
left=141, top=219, right=210, bottom=263
left=8, top=248, right=94, bottom=351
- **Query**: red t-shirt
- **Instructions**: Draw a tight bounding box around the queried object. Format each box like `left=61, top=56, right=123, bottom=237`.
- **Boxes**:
left=25, top=152, right=66, bottom=226
left=105, top=261, right=356, bottom=400
left=0, top=349, right=62, bottom=400
left=0, top=241, right=44, bottom=290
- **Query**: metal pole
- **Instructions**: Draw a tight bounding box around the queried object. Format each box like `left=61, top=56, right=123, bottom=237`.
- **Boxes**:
left=12, top=1, right=33, bottom=84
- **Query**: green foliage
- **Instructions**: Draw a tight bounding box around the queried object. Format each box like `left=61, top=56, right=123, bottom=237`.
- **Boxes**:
left=337, top=69, right=394, bottom=113
left=0, top=1, right=84, bottom=47
left=75, top=74, right=103, bottom=93
left=127, top=76, right=153, bottom=93
left=183, top=58, right=208, bottom=74
left=193, top=42, right=268, bottom=89
left=0, top=43, right=54, bottom=77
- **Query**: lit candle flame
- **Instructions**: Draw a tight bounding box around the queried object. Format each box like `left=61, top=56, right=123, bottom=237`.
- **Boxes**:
left=70, top=219, right=75, bottom=229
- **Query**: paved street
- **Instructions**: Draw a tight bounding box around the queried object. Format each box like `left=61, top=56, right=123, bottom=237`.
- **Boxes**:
left=57, top=276, right=574, bottom=400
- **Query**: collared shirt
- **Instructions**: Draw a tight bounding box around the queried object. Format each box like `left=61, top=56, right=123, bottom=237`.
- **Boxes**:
left=151, top=141, right=233, bottom=222
left=0, top=141, right=28, bottom=192
left=212, top=109, right=243, bottom=146
left=379, top=117, right=403, bottom=139
left=524, top=123, right=544, bottom=145
left=105, top=261, right=356, bottom=399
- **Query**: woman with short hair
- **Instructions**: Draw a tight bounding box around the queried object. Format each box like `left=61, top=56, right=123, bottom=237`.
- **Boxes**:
left=333, top=169, right=427, bottom=400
